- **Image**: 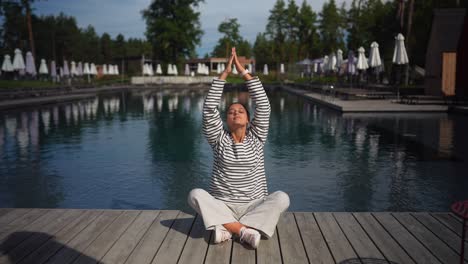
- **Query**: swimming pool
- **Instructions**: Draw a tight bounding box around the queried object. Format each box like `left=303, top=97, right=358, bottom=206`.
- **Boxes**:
left=0, top=87, right=467, bottom=211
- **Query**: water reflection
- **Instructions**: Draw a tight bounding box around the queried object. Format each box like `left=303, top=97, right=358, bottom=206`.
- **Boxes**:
left=0, top=88, right=466, bottom=211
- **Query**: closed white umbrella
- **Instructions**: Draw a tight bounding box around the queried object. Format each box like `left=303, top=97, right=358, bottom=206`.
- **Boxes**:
left=204, top=64, right=210, bottom=75
left=70, top=61, right=77, bottom=76
left=220, top=63, right=225, bottom=72
left=199, top=64, right=204, bottom=75
left=90, top=63, right=97, bottom=75
left=232, top=64, right=238, bottom=74
left=156, top=64, right=162, bottom=75
left=173, top=64, right=178, bottom=76
left=144, top=64, right=149, bottom=75
left=336, top=49, right=343, bottom=72
left=185, top=64, right=190, bottom=76
left=108, top=65, right=114, bottom=75
left=393, top=33, right=409, bottom=99
left=63, top=60, right=70, bottom=76
left=392, top=33, right=409, bottom=65
left=50, top=60, right=57, bottom=78
left=83, top=63, right=90, bottom=75
left=2, top=55, right=14, bottom=72
left=263, top=64, right=269, bottom=75
left=114, top=65, right=119, bottom=75
left=77, top=62, right=83, bottom=76
left=25, top=51, right=37, bottom=76
left=39, top=59, right=48, bottom=74
left=102, top=64, right=108, bottom=75
left=196, top=63, right=201, bottom=75
left=13, top=49, right=25, bottom=72
left=280, top=63, right=285, bottom=74
left=347, top=51, right=356, bottom=75
left=329, top=53, right=337, bottom=72
left=149, top=64, right=154, bottom=76
left=369, top=42, right=382, bottom=68
left=83, top=62, right=90, bottom=83
left=356, top=47, right=369, bottom=70
left=322, top=56, right=329, bottom=72
left=216, top=64, right=221, bottom=74
left=167, top=64, right=173, bottom=75
left=248, top=63, right=252, bottom=73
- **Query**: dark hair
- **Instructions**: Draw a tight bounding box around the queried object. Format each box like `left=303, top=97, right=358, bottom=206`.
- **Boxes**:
left=227, top=102, right=250, bottom=120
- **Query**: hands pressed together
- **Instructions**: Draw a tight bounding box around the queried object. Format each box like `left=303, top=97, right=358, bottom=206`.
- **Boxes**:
left=219, top=47, right=252, bottom=81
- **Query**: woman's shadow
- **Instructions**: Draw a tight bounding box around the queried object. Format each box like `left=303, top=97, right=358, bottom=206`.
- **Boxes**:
left=0, top=231, right=102, bottom=263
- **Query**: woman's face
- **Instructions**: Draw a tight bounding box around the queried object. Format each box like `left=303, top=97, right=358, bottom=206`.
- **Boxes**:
left=226, top=103, right=249, bottom=131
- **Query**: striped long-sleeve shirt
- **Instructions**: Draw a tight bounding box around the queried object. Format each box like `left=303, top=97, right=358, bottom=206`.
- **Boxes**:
left=203, top=77, right=271, bottom=204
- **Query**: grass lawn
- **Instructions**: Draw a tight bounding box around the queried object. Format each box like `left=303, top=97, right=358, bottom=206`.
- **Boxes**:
left=0, top=76, right=130, bottom=90
left=0, top=80, right=60, bottom=89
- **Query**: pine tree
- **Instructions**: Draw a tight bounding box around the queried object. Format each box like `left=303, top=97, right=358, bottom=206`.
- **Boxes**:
left=319, top=0, right=345, bottom=54
left=211, top=18, right=251, bottom=58
left=142, top=0, right=203, bottom=64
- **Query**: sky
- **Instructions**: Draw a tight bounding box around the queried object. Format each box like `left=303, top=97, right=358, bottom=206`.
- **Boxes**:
left=34, top=0, right=351, bottom=57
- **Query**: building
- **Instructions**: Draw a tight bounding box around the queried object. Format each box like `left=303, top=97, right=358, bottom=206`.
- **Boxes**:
left=425, top=8, right=467, bottom=96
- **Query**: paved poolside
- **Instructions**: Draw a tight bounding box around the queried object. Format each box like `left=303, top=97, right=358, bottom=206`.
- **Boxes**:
left=282, top=86, right=449, bottom=113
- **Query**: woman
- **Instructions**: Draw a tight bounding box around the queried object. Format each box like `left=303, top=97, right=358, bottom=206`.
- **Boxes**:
left=187, top=47, right=289, bottom=249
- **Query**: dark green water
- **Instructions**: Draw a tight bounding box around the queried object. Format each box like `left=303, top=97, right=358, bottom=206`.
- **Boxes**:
left=1, top=87, right=467, bottom=211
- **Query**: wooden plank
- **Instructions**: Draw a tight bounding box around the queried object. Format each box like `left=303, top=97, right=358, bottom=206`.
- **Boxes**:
left=294, top=212, right=334, bottom=264
left=204, top=231, right=232, bottom=264
left=276, top=212, right=309, bottom=263
left=0, top=209, right=13, bottom=219
left=0, top=209, right=65, bottom=254
left=431, top=213, right=464, bottom=236
left=353, top=213, right=415, bottom=264
left=315, top=212, right=357, bottom=263
left=231, top=240, right=255, bottom=264
left=0, top=209, right=31, bottom=226
left=178, top=214, right=211, bottom=264
left=151, top=212, right=195, bottom=264
left=73, top=210, right=140, bottom=264
left=0, top=209, right=81, bottom=264
left=372, top=212, right=440, bottom=263
left=0, top=209, right=49, bottom=236
left=45, top=210, right=123, bottom=264
left=101, top=210, right=160, bottom=264
left=393, top=212, right=460, bottom=264
left=124, top=210, right=179, bottom=264
left=412, top=213, right=468, bottom=262
left=19, top=210, right=103, bottom=264
left=333, top=212, right=385, bottom=261
left=256, top=227, right=282, bottom=264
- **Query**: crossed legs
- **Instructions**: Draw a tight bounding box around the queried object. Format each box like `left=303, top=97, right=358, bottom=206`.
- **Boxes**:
left=187, top=188, right=290, bottom=238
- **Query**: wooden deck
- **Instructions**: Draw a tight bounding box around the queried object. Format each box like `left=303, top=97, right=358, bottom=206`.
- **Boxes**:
left=0, top=208, right=467, bottom=264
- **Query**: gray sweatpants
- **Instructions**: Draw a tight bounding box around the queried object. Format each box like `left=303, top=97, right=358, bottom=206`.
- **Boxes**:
left=187, top=188, right=290, bottom=238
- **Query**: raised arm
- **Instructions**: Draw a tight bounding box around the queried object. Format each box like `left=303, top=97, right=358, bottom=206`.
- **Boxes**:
left=245, top=77, right=270, bottom=143
left=202, top=79, right=225, bottom=147
left=232, top=48, right=271, bottom=143
left=202, top=53, right=234, bottom=147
